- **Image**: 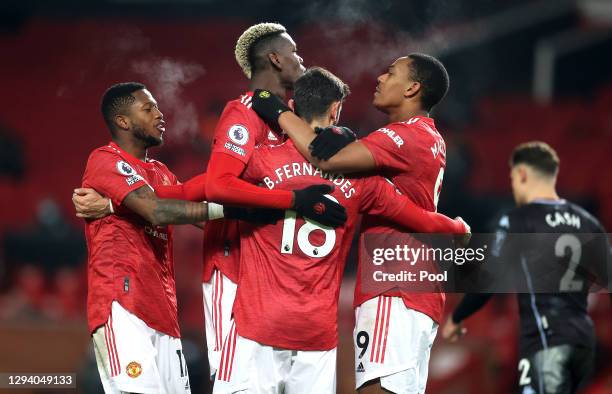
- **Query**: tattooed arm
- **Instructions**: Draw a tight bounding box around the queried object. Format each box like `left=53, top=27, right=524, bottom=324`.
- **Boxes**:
left=123, top=185, right=209, bottom=226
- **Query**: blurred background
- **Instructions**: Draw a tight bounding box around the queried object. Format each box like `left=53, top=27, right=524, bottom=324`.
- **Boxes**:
left=0, top=0, right=611, bottom=392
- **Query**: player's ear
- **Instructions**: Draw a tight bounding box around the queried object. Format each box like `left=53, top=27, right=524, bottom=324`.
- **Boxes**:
left=115, top=115, right=130, bottom=131
left=404, top=81, right=421, bottom=99
left=329, top=101, right=342, bottom=125
left=288, top=99, right=295, bottom=111
left=519, top=166, right=529, bottom=183
left=268, top=52, right=282, bottom=71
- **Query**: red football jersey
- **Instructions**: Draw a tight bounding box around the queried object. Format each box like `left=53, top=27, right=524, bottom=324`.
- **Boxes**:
left=83, top=142, right=180, bottom=337
left=357, top=116, right=447, bottom=323
left=202, top=92, right=283, bottom=283
left=234, top=140, right=408, bottom=350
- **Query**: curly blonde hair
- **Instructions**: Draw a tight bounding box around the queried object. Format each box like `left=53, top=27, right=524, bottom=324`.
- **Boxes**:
left=235, top=22, right=287, bottom=79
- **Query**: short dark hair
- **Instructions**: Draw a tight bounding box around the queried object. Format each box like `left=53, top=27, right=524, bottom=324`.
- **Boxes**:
left=248, top=33, right=286, bottom=76
left=101, top=82, right=146, bottom=133
left=293, top=67, right=350, bottom=123
left=510, top=141, right=560, bottom=177
left=407, top=53, right=449, bottom=112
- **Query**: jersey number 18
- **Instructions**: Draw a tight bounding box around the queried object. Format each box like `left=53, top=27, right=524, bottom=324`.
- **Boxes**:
left=280, top=195, right=339, bottom=258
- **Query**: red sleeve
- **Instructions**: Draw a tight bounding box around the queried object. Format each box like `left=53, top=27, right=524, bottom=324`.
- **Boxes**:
left=82, top=150, right=149, bottom=206
left=359, top=176, right=465, bottom=233
left=155, top=173, right=207, bottom=201
left=360, top=124, right=412, bottom=171
left=210, top=101, right=258, bottom=165
left=240, top=145, right=266, bottom=184
left=206, top=152, right=293, bottom=209
left=206, top=98, right=293, bottom=208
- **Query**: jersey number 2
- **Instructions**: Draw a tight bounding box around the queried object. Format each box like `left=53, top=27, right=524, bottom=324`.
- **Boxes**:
left=556, top=234, right=583, bottom=291
left=518, top=358, right=531, bottom=385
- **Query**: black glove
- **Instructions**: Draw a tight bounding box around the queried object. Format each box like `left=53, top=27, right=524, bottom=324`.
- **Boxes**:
left=251, top=89, right=291, bottom=127
left=224, top=206, right=285, bottom=225
left=309, top=126, right=357, bottom=160
left=292, top=184, right=347, bottom=228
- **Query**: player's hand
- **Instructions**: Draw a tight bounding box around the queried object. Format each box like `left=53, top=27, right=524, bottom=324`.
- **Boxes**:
left=441, top=316, right=467, bottom=342
left=309, top=126, right=357, bottom=160
left=292, top=184, right=347, bottom=228
left=251, top=89, right=291, bottom=127
left=73, top=188, right=112, bottom=219
left=224, top=207, right=285, bottom=225
left=454, top=216, right=472, bottom=247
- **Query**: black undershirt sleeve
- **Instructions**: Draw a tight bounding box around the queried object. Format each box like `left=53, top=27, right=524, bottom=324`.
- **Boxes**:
left=452, top=212, right=513, bottom=324
left=452, top=293, right=494, bottom=323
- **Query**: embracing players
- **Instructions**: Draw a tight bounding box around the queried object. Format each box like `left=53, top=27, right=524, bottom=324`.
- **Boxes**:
left=252, top=53, right=453, bottom=393
left=74, top=22, right=346, bottom=386
left=442, top=142, right=611, bottom=394
left=200, top=22, right=352, bottom=380
left=214, top=66, right=469, bottom=393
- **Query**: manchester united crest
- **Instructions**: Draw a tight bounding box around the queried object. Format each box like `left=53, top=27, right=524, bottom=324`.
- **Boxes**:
left=126, top=361, right=142, bottom=378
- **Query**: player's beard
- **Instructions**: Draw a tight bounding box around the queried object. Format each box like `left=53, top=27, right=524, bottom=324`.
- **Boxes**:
left=133, top=123, right=163, bottom=148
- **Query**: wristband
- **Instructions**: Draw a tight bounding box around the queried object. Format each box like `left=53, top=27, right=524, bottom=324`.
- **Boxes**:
left=208, top=202, right=225, bottom=220
left=108, top=199, right=114, bottom=214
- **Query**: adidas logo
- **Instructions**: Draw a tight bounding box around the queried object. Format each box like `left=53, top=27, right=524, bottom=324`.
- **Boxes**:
left=356, top=362, right=365, bottom=373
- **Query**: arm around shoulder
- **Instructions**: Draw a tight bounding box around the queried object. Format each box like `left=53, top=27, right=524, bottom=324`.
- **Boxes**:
left=123, top=185, right=208, bottom=225
left=317, top=141, right=376, bottom=173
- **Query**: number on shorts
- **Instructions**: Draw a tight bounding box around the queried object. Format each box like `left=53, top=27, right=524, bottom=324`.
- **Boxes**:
left=176, top=349, right=184, bottom=377
left=556, top=234, right=584, bottom=291
left=518, top=358, right=531, bottom=385
left=280, top=195, right=338, bottom=258
left=356, top=331, right=370, bottom=359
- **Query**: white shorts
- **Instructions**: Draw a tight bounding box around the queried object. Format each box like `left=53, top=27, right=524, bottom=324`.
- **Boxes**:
left=354, top=296, right=438, bottom=394
left=92, top=301, right=190, bottom=394
left=213, top=323, right=337, bottom=394
left=202, top=269, right=237, bottom=377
